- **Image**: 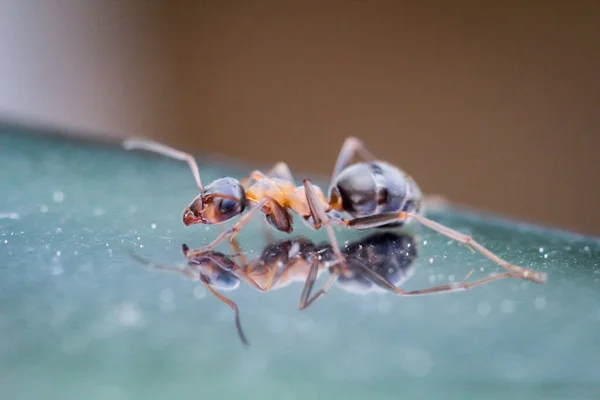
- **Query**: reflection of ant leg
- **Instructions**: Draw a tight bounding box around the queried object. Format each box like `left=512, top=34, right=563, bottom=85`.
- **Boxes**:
left=130, top=252, right=197, bottom=280
left=129, top=251, right=248, bottom=346
left=298, top=257, right=340, bottom=310
left=298, top=179, right=347, bottom=310
left=345, top=211, right=547, bottom=283
left=303, top=179, right=343, bottom=259
left=200, top=275, right=249, bottom=347
left=352, top=257, right=521, bottom=296
left=211, top=237, right=290, bottom=293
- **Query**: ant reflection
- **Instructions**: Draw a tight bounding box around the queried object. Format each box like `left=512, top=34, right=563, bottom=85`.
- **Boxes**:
left=133, top=232, right=521, bottom=346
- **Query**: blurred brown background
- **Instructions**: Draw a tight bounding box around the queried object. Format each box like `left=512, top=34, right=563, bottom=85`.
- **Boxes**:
left=1, top=1, right=598, bottom=235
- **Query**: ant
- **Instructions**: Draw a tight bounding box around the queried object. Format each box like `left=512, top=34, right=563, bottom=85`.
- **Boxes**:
left=133, top=231, right=530, bottom=346
left=123, top=136, right=547, bottom=289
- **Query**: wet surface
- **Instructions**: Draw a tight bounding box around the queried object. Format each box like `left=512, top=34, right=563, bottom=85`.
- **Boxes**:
left=1, top=129, right=599, bottom=399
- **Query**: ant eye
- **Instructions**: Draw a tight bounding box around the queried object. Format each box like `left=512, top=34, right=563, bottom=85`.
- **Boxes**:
left=219, top=198, right=237, bottom=214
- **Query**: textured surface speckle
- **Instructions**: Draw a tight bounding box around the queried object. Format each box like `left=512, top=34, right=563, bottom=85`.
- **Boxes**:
left=1, top=129, right=599, bottom=399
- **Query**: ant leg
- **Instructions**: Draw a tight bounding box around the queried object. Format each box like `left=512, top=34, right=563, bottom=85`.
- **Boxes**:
left=123, top=138, right=203, bottom=191
left=267, top=162, right=295, bottom=183
left=345, top=212, right=547, bottom=283
left=331, top=137, right=377, bottom=179
left=298, top=260, right=340, bottom=310
left=186, top=198, right=271, bottom=256
left=129, top=252, right=198, bottom=280
left=240, top=170, right=267, bottom=188
left=241, top=162, right=295, bottom=188
left=303, top=179, right=344, bottom=259
left=200, top=275, right=249, bottom=346
left=351, top=256, right=521, bottom=296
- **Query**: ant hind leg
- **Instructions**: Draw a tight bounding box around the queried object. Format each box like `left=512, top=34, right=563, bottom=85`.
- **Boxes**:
left=331, top=137, right=377, bottom=180
left=345, top=211, right=547, bottom=283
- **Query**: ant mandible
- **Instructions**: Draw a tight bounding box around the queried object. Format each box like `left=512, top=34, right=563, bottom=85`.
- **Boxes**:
left=123, top=136, right=547, bottom=289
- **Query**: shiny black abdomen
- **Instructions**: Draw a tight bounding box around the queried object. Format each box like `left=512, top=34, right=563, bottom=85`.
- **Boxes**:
left=329, top=161, right=422, bottom=226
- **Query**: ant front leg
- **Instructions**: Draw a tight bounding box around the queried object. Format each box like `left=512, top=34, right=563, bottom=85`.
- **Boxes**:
left=297, top=179, right=348, bottom=310
left=186, top=198, right=271, bottom=256
left=345, top=212, right=547, bottom=283
left=298, top=257, right=341, bottom=310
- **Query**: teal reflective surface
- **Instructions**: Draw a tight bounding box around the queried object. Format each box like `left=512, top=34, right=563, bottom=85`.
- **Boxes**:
left=1, top=130, right=599, bottom=399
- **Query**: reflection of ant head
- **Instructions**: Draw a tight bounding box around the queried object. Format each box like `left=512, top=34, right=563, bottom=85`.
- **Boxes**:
left=182, top=244, right=241, bottom=291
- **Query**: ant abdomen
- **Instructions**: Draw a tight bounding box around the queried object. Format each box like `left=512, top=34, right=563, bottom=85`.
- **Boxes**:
left=329, top=161, right=422, bottom=223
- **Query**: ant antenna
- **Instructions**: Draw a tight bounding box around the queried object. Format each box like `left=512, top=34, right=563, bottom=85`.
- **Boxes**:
left=123, top=137, right=204, bottom=191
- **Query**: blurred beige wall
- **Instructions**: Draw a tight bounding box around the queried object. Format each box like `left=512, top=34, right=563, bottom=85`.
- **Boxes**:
left=0, top=0, right=175, bottom=139
left=1, top=2, right=599, bottom=236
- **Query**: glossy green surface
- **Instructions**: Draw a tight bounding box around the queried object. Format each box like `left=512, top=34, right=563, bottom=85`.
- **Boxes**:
left=1, top=129, right=599, bottom=399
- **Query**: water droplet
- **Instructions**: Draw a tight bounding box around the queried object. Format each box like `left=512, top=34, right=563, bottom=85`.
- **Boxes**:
left=377, top=298, right=392, bottom=314
left=56, top=250, right=61, bottom=257
left=539, top=247, right=544, bottom=253
left=534, top=297, right=547, bottom=310
left=52, top=191, right=65, bottom=203
left=544, top=254, right=548, bottom=259
left=428, top=258, right=434, bottom=264
left=477, top=301, right=492, bottom=316
left=0, top=212, right=19, bottom=220
left=423, top=240, right=428, bottom=246
left=114, top=302, right=143, bottom=328
left=151, top=223, right=157, bottom=229
left=193, top=285, right=206, bottom=299
left=501, top=299, right=516, bottom=314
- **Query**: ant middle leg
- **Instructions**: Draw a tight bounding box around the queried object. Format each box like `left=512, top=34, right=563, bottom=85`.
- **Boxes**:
left=345, top=212, right=547, bottom=283
left=241, top=162, right=295, bottom=188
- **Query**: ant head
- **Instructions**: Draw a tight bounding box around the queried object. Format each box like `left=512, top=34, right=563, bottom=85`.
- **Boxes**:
left=183, top=177, right=246, bottom=226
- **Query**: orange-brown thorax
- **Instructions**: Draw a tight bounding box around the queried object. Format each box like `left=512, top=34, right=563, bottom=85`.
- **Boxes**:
left=245, top=177, right=330, bottom=216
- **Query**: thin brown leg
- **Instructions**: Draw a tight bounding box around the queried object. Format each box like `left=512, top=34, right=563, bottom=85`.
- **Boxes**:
left=349, top=255, right=521, bottom=296
left=200, top=276, right=249, bottom=346
left=240, top=162, right=294, bottom=188
left=123, top=138, right=203, bottom=191
left=129, top=252, right=198, bottom=280
left=298, top=266, right=340, bottom=311
left=331, top=137, right=377, bottom=180
left=186, top=198, right=270, bottom=256
left=303, top=179, right=344, bottom=259
left=267, top=162, right=295, bottom=183
left=345, top=211, right=547, bottom=283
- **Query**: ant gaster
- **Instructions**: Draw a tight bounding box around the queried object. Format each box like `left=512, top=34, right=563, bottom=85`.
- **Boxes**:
left=123, top=136, right=547, bottom=288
